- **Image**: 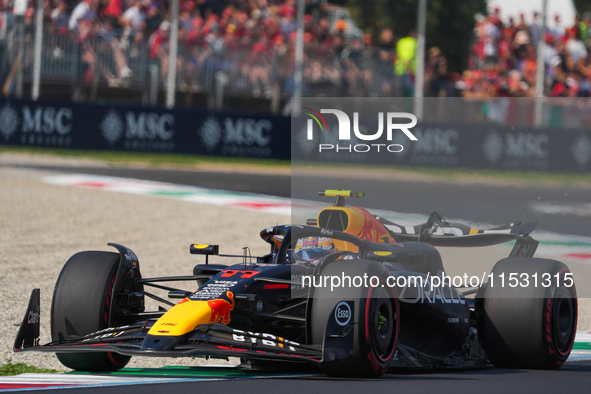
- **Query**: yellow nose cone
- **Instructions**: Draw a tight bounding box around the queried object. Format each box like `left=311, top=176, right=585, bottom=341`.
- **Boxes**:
left=148, top=291, right=235, bottom=336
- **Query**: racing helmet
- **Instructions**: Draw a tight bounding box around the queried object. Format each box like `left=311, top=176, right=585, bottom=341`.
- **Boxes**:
left=293, top=236, right=335, bottom=265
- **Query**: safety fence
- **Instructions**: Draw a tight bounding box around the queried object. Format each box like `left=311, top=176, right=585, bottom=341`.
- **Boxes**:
left=1, top=28, right=403, bottom=107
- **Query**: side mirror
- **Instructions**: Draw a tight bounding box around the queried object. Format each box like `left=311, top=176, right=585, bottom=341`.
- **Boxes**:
left=190, top=244, right=219, bottom=255
left=190, top=244, right=219, bottom=264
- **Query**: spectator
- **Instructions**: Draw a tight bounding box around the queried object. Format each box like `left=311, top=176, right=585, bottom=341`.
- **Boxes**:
left=68, top=0, right=100, bottom=87
left=497, top=28, right=514, bottom=71
left=378, top=27, right=395, bottom=49
left=120, top=0, right=146, bottom=56
left=481, top=15, right=500, bottom=65
left=395, top=30, right=417, bottom=96
left=341, top=37, right=366, bottom=95
left=512, top=28, right=530, bottom=61
left=426, top=46, right=450, bottom=96
left=50, top=1, right=69, bottom=35
left=68, top=0, right=98, bottom=40
left=581, top=13, right=591, bottom=43
left=530, top=12, right=541, bottom=47
left=542, top=33, right=559, bottom=79
left=144, top=3, right=163, bottom=33
left=279, top=1, right=296, bottom=36
left=377, top=27, right=395, bottom=67
left=565, top=27, right=587, bottom=63
left=98, top=17, right=133, bottom=82
left=101, top=0, right=124, bottom=20
left=550, top=14, right=564, bottom=41
left=149, top=20, right=177, bottom=81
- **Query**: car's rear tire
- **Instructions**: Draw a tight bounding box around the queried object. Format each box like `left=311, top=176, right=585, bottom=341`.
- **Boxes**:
left=51, top=251, right=131, bottom=371
left=479, top=257, right=577, bottom=369
left=310, top=260, right=398, bottom=378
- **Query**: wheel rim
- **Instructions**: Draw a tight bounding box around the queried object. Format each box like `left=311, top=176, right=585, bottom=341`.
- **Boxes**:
left=104, top=271, right=130, bottom=368
left=552, top=295, right=575, bottom=354
left=370, top=295, right=395, bottom=358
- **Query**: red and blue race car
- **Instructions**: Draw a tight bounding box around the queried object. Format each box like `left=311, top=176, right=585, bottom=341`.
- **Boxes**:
left=14, top=190, right=577, bottom=378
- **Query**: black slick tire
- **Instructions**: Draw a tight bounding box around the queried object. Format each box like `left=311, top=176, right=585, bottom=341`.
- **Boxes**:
left=51, top=251, right=131, bottom=371
left=479, top=257, right=577, bottom=369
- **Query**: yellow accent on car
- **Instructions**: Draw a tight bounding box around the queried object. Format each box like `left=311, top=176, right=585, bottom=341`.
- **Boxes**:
left=148, top=299, right=213, bottom=337
left=193, top=244, right=210, bottom=248
left=373, top=251, right=392, bottom=256
left=469, top=228, right=478, bottom=235
left=321, top=190, right=364, bottom=198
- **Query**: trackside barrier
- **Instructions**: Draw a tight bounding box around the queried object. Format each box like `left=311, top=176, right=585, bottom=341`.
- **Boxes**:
left=0, top=98, right=590, bottom=172
left=0, top=98, right=291, bottom=159
left=292, top=119, right=591, bottom=173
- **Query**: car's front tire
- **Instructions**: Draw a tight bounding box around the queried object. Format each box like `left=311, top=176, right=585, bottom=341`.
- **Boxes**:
left=51, top=251, right=132, bottom=371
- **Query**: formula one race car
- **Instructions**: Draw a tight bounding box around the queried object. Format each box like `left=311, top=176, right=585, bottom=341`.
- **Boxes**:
left=14, top=190, right=577, bottom=378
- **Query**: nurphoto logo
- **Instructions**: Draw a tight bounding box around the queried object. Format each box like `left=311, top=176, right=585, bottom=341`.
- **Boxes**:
left=303, top=107, right=418, bottom=153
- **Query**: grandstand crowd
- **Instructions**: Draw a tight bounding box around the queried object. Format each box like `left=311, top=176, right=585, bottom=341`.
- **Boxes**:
left=34, top=0, right=396, bottom=95
left=463, top=7, right=591, bottom=98
left=3, top=0, right=591, bottom=98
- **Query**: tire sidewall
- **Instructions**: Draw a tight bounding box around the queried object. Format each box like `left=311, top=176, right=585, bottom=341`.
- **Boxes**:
left=51, top=251, right=131, bottom=371
left=479, top=257, right=577, bottom=369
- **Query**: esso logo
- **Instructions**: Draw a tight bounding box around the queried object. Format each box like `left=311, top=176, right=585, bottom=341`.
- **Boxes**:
left=335, top=301, right=352, bottom=326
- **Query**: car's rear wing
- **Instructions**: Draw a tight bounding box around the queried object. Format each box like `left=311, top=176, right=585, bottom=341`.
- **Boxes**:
left=378, top=212, right=538, bottom=257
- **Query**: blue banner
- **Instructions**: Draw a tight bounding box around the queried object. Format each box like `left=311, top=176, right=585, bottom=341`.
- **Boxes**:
left=1, top=98, right=589, bottom=172
left=0, top=98, right=291, bottom=160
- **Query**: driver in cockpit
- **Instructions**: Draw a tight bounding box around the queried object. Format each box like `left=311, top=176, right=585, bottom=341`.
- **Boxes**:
left=292, top=236, right=335, bottom=266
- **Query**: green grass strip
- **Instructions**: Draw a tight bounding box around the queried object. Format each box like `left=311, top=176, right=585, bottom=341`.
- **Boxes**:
left=0, top=146, right=289, bottom=169
left=573, top=342, right=591, bottom=350
left=0, top=358, right=60, bottom=376
left=5, top=146, right=591, bottom=187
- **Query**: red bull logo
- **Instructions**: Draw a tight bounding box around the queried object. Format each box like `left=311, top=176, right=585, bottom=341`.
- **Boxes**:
left=148, top=291, right=237, bottom=337
left=347, top=208, right=396, bottom=244
left=206, top=291, right=235, bottom=325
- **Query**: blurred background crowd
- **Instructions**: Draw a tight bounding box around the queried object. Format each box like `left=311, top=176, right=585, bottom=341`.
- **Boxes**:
left=1, top=0, right=590, bottom=107
left=464, top=6, right=591, bottom=98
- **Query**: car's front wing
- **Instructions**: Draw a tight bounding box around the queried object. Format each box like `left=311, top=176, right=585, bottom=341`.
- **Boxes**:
left=17, top=323, right=324, bottom=363
left=13, top=289, right=352, bottom=365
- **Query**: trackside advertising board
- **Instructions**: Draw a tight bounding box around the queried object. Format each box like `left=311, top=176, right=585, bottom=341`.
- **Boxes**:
left=291, top=98, right=591, bottom=173
left=0, top=98, right=290, bottom=159
left=1, top=97, right=590, bottom=173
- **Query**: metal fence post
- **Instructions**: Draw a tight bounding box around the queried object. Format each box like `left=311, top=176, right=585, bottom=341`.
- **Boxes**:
left=149, top=64, right=159, bottom=106
left=414, top=0, right=427, bottom=120
left=166, top=0, right=179, bottom=108
left=31, top=0, right=43, bottom=100
left=215, top=71, right=228, bottom=109
left=534, top=0, right=548, bottom=128
left=292, top=0, right=304, bottom=117
left=15, top=16, right=24, bottom=98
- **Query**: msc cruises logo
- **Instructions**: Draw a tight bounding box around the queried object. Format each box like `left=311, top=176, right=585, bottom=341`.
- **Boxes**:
left=304, top=108, right=418, bottom=153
